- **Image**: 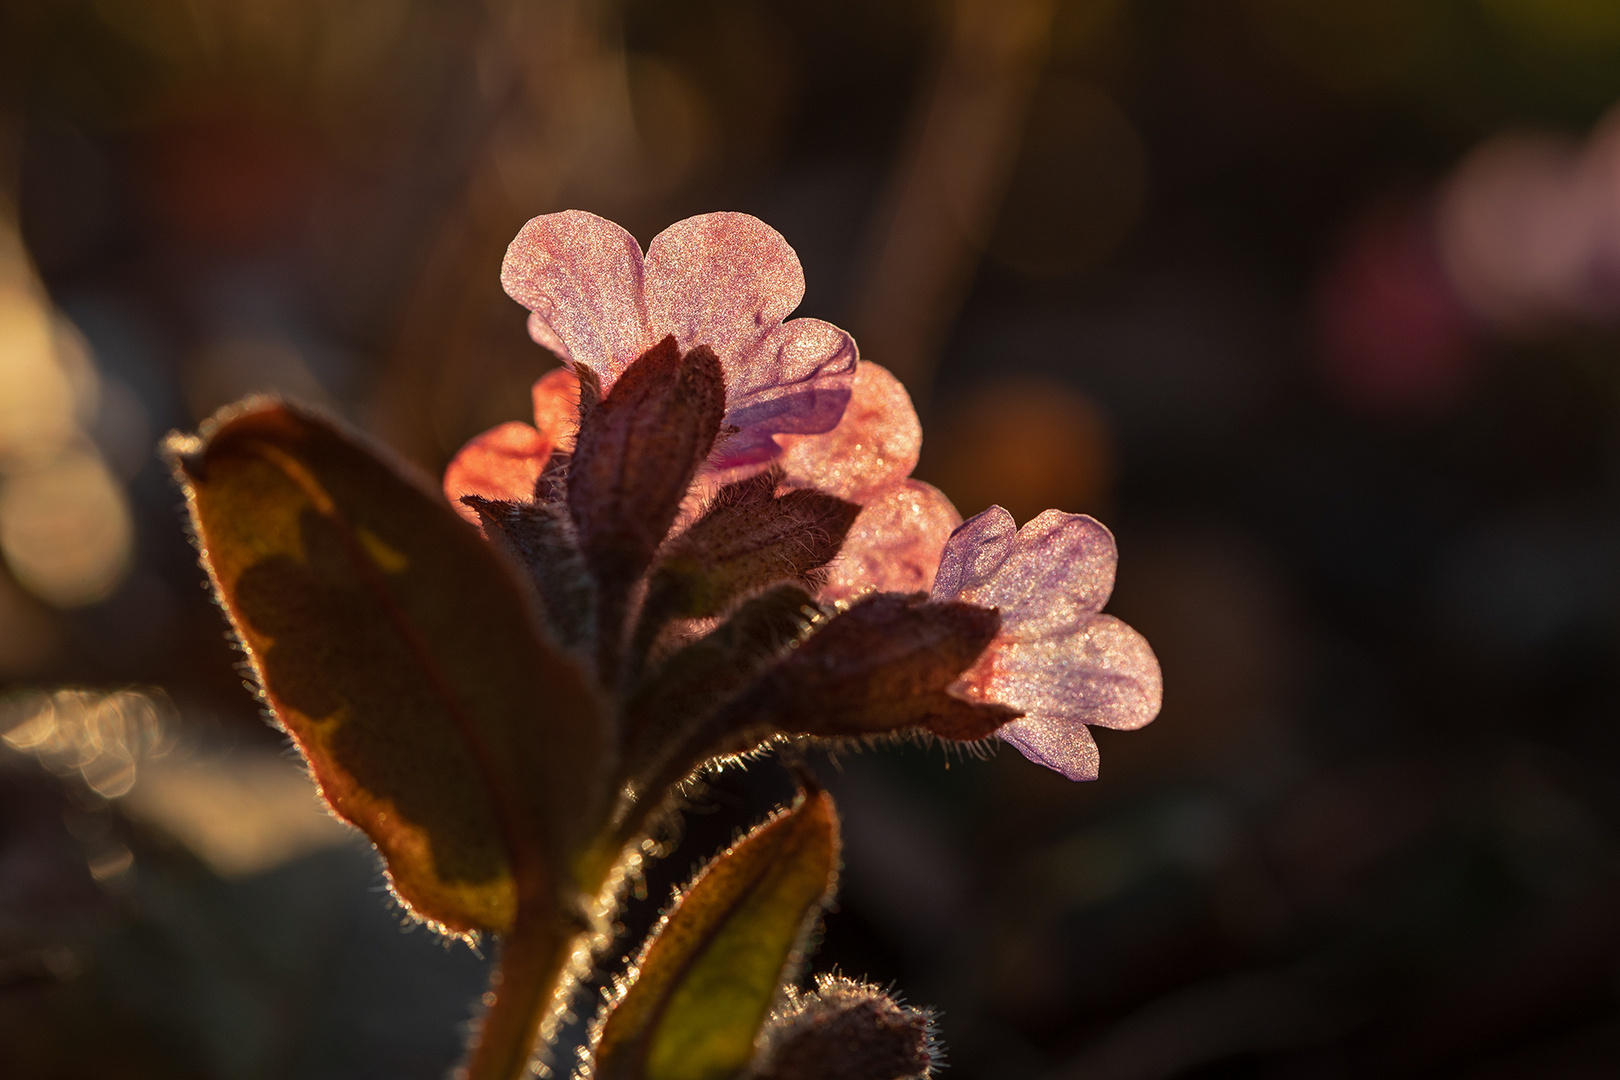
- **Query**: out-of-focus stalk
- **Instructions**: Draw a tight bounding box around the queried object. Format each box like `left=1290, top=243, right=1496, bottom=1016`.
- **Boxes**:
left=851, top=0, right=1055, bottom=402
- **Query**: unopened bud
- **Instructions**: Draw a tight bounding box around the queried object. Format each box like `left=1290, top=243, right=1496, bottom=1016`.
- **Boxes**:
left=750, top=975, right=938, bottom=1080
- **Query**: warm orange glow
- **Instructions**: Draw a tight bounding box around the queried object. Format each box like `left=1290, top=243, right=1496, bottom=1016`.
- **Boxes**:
left=928, top=377, right=1113, bottom=524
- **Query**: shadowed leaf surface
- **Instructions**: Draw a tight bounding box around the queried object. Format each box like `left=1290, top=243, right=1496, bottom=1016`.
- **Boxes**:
left=644, top=467, right=859, bottom=621
left=589, top=788, right=841, bottom=1080
left=622, top=585, right=820, bottom=801
left=719, top=593, right=1018, bottom=743
left=168, top=401, right=608, bottom=934
left=463, top=495, right=593, bottom=647
left=569, top=337, right=725, bottom=676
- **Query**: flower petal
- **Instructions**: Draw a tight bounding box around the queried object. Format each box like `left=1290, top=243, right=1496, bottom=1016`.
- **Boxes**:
left=644, top=212, right=805, bottom=367
left=531, top=366, right=582, bottom=451
left=980, top=615, right=1163, bottom=780
left=821, top=480, right=961, bottom=604
left=933, top=508, right=1159, bottom=780
left=1000, top=718, right=1100, bottom=782
left=724, top=316, right=857, bottom=422
left=442, top=422, right=551, bottom=524
left=968, top=615, right=1161, bottom=729
left=502, top=210, right=651, bottom=382
left=645, top=214, right=857, bottom=463
left=777, top=361, right=920, bottom=501
left=714, top=348, right=853, bottom=467
left=933, top=507, right=1118, bottom=627
left=930, top=505, right=1017, bottom=600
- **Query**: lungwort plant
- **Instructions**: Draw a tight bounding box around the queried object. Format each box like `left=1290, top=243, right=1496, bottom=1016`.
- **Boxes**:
left=166, top=211, right=1162, bottom=1080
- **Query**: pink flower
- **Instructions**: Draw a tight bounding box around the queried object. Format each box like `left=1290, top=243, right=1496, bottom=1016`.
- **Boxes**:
left=442, top=367, right=580, bottom=520
left=445, top=210, right=957, bottom=604
left=442, top=209, right=1160, bottom=783
left=773, top=360, right=962, bottom=604
left=931, top=507, right=1162, bottom=780
left=502, top=210, right=856, bottom=468
left=445, top=209, right=853, bottom=514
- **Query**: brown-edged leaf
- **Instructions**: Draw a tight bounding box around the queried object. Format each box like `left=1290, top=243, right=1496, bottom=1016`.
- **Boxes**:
left=719, top=593, right=1018, bottom=743
left=167, top=400, right=608, bottom=934
left=588, top=788, right=841, bottom=1080
left=569, top=337, right=725, bottom=677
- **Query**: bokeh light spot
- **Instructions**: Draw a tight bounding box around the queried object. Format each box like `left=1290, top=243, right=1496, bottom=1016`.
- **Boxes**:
left=1315, top=200, right=1476, bottom=415
left=925, top=376, right=1112, bottom=523
left=0, top=449, right=135, bottom=608
left=1, top=687, right=173, bottom=799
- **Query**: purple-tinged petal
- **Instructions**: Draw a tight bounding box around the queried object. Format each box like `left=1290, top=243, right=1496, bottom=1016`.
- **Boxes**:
left=1000, top=718, right=1100, bottom=782
left=644, top=214, right=857, bottom=453
left=726, top=385, right=853, bottom=438
left=962, top=615, right=1161, bottom=730
left=930, top=506, right=1017, bottom=602
left=502, top=210, right=652, bottom=384
left=714, top=383, right=853, bottom=469
left=777, top=361, right=921, bottom=502
left=733, top=316, right=858, bottom=420
left=821, top=480, right=961, bottom=604
left=644, top=212, right=806, bottom=365
left=976, top=616, right=1162, bottom=780
left=933, top=508, right=1118, bottom=626
left=934, top=509, right=1160, bottom=780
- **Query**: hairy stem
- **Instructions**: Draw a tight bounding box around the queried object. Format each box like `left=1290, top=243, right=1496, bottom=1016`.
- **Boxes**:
left=466, top=905, right=573, bottom=1080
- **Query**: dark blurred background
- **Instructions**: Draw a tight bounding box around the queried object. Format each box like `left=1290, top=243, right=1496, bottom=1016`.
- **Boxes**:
left=4, top=0, right=1620, bottom=1077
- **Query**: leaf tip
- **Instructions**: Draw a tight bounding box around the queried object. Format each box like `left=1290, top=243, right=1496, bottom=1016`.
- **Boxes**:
left=160, top=428, right=205, bottom=471
left=163, top=394, right=302, bottom=480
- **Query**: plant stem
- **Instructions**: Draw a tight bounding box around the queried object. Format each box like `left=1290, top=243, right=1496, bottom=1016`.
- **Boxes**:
left=466, top=905, right=573, bottom=1080
left=472, top=782, right=703, bottom=1078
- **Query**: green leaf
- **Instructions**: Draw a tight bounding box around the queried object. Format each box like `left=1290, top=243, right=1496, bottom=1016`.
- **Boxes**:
left=589, top=788, right=842, bottom=1080
left=167, top=400, right=609, bottom=935
left=718, top=592, right=1019, bottom=743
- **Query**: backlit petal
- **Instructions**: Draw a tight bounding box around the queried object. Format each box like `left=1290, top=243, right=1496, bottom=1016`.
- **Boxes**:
left=933, top=509, right=1159, bottom=780
left=961, top=615, right=1161, bottom=729
left=778, top=361, right=920, bottom=501
left=645, top=214, right=857, bottom=463
left=442, top=422, right=551, bottom=524
left=502, top=210, right=652, bottom=383
left=985, top=616, right=1162, bottom=780
left=531, top=366, right=582, bottom=451
left=934, top=507, right=1117, bottom=626
left=1000, top=719, right=1100, bottom=782
left=822, top=480, right=961, bottom=604
left=644, top=212, right=805, bottom=364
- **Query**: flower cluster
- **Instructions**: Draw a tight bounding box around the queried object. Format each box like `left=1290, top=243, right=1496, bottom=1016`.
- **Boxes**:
left=445, top=210, right=1161, bottom=780
left=171, top=208, right=1166, bottom=1080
